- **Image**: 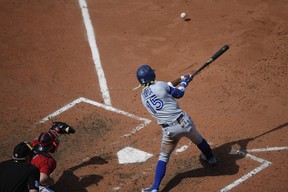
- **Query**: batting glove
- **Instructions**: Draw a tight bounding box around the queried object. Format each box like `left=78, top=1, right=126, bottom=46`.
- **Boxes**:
left=178, top=79, right=189, bottom=92
left=181, top=74, right=192, bottom=81
left=180, top=79, right=190, bottom=88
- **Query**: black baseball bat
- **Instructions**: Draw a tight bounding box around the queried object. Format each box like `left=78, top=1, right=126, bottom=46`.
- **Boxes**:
left=188, top=44, right=229, bottom=82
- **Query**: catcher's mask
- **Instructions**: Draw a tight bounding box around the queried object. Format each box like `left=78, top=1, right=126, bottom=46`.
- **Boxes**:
left=136, top=64, right=156, bottom=86
left=35, top=130, right=60, bottom=153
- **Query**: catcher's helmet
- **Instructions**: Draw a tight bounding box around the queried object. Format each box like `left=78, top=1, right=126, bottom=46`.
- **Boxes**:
left=136, top=65, right=156, bottom=86
left=33, top=130, right=60, bottom=153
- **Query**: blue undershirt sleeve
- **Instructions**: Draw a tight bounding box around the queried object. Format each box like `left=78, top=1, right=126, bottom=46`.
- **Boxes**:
left=169, top=86, right=185, bottom=98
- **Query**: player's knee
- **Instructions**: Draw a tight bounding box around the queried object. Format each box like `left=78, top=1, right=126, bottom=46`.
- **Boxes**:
left=190, top=129, right=203, bottom=145
left=159, top=152, right=170, bottom=162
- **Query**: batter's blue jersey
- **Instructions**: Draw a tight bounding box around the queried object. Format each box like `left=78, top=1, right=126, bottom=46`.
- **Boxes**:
left=141, top=81, right=182, bottom=124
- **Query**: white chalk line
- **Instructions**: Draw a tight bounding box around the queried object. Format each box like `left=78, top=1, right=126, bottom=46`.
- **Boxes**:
left=78, top=0, right=111, bottom=106
left=246, top=146, right=288, bottom=152
left=220, top=147, right=288, bottom=192
left=37, top=97, right=151, bottom=136
left=219, top=150, right=272, bottom=192
left=77, top=1, right=151, bottom=135
left=37, top=98, right=83, bottom=124
left=174, top=144, right=287, bottom=191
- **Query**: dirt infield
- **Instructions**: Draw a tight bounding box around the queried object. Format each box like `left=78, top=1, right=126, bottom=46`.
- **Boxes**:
left=1, top=0, right=287, bottom=191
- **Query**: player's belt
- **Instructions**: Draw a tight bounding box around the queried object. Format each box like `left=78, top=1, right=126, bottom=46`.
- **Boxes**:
left=161, top=123, right=169, bottom=128
left=161, top=113, right=184, bottom=128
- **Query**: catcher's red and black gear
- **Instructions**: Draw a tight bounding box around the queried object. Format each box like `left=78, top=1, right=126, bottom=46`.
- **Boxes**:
left=50, top=121, right=76, bottom=134
left=33, top=130, right=60, bottom=153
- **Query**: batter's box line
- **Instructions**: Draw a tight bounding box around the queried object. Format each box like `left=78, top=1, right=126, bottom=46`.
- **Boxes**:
left=219, top=146, right=288, bottom=192
left=246, top=146, right=288, bottom=152
left=36, top=97, right=151, bottom=136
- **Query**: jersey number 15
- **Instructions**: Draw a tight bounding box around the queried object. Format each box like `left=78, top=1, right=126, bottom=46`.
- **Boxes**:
left=146, top=95, right=163, bottom=114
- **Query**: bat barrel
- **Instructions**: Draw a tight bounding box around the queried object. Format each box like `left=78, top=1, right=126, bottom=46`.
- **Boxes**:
left=211, top=44, right=229, bottom=60
left=187, top=44, right=229, bottom=82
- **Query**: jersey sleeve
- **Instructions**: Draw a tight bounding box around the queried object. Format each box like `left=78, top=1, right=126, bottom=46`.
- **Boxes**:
left=155, top=81, right=185, bottom=99
left=151, top=81, right=171, bottom=98
left=40, top=158, right=57, bottom=175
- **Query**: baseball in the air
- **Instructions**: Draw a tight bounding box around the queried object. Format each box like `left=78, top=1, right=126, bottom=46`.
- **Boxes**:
left=180, top=12, right=187, bottom=19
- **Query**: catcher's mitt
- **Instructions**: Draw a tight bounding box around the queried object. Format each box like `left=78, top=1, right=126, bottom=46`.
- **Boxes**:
left=50, top=121, right=76, bottom=134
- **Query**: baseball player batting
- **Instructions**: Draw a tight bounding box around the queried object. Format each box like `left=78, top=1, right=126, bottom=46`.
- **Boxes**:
left=136, top=65, right=216, bottom=192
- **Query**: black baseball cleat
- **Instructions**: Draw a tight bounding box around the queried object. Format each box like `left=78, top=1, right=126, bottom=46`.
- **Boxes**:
left=200, top=153, right=217, bottom=166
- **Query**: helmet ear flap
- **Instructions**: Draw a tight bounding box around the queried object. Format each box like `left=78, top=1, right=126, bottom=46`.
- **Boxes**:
left=151, top=72, right=156, bottom=82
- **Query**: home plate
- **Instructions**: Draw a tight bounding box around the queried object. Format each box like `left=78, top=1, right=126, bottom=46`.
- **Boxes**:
left=117, top=147, right=153, bottom=164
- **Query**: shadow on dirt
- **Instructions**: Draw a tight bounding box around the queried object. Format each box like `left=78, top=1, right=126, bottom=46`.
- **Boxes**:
left=161, top=122, right=288, bottom=192
left=52, top=156, right=108, bottom=192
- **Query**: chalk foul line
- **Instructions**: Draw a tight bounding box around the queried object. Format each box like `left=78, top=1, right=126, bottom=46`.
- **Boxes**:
left=78, top=0, right=111, bottom=106
left=220, top=146, right=288, bottom=191
left=246, top=146, right=288, bottom=152
left=37, top=97, right=151, bottom=136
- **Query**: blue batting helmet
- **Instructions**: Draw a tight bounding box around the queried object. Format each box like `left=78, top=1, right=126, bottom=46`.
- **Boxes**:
left=136, top=65, right=156, bottom=86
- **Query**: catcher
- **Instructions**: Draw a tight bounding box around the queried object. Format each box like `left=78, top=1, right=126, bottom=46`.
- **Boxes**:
left=31, top=121, right=75, bottom=192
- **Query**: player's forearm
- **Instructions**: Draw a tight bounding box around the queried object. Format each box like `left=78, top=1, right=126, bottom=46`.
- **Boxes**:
left=40, top=179, right=54, bottom=187
left=40, top=173, right=54, bottom=187
left=29, top=189, right=39, bottom=192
